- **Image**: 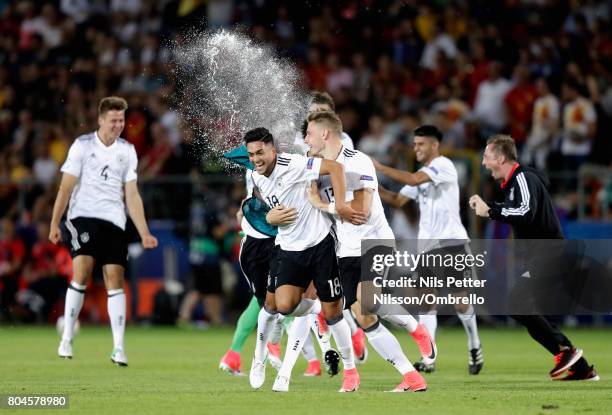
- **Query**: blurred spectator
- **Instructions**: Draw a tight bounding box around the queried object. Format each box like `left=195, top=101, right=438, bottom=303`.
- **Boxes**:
left=138, top=122, right=172, bottom=178
left=32, top=140, right=58, bottom=188
left=0, top=217, right=26, bottom=321
left=420, top=20, right=458, bottom=70
left=559, top=77, right=597, bottom=170
left=325, top=53, right=354, bottom=95
left=358, top=114, right=395, bottom=165
left=505, top=64, right=537, bottom=146
left=179, top=197, right=228, bottom=327
left=473, top=61, right=512, bottom=141
left=522, top=77, right=560, bottom=170
left=17, top=221, right=70, bottom=322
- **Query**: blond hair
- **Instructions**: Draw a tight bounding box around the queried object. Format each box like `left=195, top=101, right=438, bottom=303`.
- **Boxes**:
left=307, top=111, right=342, bottom=136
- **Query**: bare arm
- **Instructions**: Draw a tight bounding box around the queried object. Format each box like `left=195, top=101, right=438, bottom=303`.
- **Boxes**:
left=125, top=180, right=158, bottom=249
left=49, top=173, right=78, bottom=244
left=317, top=160, right=367, bottom=224
left=378, top=185, right=410, bottom=209
left=373, top=158, right=431, bottom=186
left=319, top=159, right=347, bottom=208
left=350, top=188, right=373, bottom=217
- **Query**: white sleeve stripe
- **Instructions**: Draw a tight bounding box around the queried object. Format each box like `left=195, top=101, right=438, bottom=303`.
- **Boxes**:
left=501, top=173, right=531, bottom=216
left=501, top=173, right=530, bottom=215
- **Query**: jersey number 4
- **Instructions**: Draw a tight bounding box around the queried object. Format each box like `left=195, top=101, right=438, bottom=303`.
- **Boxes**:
left=100, top=165, right=109, bottom=181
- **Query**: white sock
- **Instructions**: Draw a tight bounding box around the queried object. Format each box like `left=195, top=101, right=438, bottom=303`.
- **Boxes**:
left=328, top=317, right=355, bottom=370
left=278, top=316, right=310, bottom=378
left=254, top=307, right=278, bottom=362
left=343, top=309, right=358, bottom=335
left=457, top=305, right=481, bottom=350
left=365, top=322, right=414, bottom=375
left=380, top=313, right=419, bottom=333
left=301, top=333, right=318, bottom=361
left=291, top=298, right=321, bottom=317
left=308, top=313, right=330, bottom=355
left=62, top=282, right=86, bottom=341
left=107, top=289, right=126, bottom=350
left=419, top=311, right=437, bottom=341
left=269, top=314, right=285, bottom=344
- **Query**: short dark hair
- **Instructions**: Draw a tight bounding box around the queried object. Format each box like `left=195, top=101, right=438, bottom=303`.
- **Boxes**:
left=98, top=96, right=128, bottom=116
left=487, top=134, right=517, bottom=161
left=311, top=91, right=335, bottom=111
left=413, top=124, right=443, bottom=142
left=244, top=127, right=274, bottom=145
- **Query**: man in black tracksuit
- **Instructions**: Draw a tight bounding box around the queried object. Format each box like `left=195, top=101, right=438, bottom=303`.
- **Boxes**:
left=469, top=134, right=599, bottom=381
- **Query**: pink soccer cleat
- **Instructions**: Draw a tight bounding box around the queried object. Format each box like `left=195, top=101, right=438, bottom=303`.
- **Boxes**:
left=410, top=324, right=437, bottom=365
left=339, top=368, right=360, bottom=392
left=219, top=349, right=242, bottom=375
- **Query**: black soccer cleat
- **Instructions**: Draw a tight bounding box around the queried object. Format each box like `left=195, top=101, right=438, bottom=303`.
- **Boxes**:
left=324, top=349, right=340, bottom=377
left=550, top=347, right=583, bottom=378
left=414, top=359, right=435, bottom=373
left=469, top=347, right=484, bottom=375
left=555, top=365, right=600, bottom=381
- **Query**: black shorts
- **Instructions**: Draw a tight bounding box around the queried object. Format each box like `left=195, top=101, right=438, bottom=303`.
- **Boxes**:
left=239, top=236, right=275, bottom=303
left=275, top=233, right=341, bottom=303
left=416, top=244, right=474, bottom=293
left=338, top=256, right=360, bottom=308
left=63, top=217, right=128, bottom=267
left=192, top=264, right=223, bottom=295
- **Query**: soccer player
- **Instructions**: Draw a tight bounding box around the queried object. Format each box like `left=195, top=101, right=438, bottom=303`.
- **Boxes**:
left=218, top=146, right=282, bottom=374
left=294, top=91, right=355, bottom=153
left=302, top=111, right=431, bottom=392
left=245, top=127, right=363, bottom=392
left=219, top=146, right=326, bottom=376
left=50, top=96, right=158, bottom=366
left=374, top=125, right=484, bottom=375
left=294, top=91, right=367, bottom=365
left=469, top=134, right=599, bottom=381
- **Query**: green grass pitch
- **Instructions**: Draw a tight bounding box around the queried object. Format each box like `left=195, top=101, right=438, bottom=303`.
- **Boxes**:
left=1, top=325, right=611, bottom=414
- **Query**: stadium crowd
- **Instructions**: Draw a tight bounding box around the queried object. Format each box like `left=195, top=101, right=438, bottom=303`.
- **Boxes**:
left=1, top=0, right=611, bottom=324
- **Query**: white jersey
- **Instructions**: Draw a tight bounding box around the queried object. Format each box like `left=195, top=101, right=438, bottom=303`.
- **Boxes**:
left=241, top=170, right=272, bottom=239
left=294, top=131, right=354, bottom=154
left=318, top=146, right=394, bottom=258
left=251, top=153, right=331, bottom=251
left=61, top=132, right=137, bottom=230
left=399, top=156, right=468, bottom=249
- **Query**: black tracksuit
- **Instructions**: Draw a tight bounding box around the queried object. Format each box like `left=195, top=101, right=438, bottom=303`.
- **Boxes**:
left=487, top=164, right=589, bottom=370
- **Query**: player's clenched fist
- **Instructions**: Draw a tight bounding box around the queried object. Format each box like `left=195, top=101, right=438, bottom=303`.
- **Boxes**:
left=142, top=234, right=158, bottom=249
left=49, top=225, right=62, bottom=244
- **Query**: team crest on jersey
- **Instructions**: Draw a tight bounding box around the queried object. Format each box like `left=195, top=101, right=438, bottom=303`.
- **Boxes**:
left=276, top=178, right=283, bottom=188
left=509, top=187, right=514, bottom=201
left=80, top=232, right=90, bottom=243
left=116, top=155, right=125, bottom=164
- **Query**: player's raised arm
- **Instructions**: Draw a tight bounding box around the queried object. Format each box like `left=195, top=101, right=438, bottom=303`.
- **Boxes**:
left=378, top=185, right=410, bottom=209
left=49, top=173, right=78, bottom=244
left=125, top=180, right=157, bottom=249
left=372, top=157, right=431, bottom=186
